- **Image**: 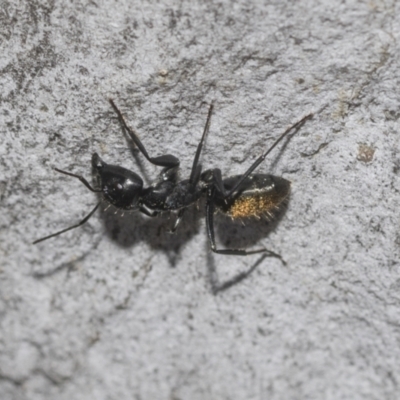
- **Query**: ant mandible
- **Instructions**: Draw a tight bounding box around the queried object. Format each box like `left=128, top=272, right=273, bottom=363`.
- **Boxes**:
left=34, top=99, right=312, bottom=257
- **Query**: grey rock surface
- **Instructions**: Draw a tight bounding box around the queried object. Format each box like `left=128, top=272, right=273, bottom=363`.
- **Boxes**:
left=1, top=0, right=400, bottom=399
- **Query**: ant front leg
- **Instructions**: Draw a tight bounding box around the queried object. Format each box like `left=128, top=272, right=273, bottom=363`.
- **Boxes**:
left=109, top=99, right=180, bottom=170
left=205, top=186, right=266, bottom=255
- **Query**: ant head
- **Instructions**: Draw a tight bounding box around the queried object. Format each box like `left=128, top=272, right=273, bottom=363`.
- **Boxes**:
left=92, top=153, right=143, bottom=210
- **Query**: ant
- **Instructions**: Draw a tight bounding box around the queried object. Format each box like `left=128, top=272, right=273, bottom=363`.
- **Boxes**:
left=34, top=99, right=312, bottom=258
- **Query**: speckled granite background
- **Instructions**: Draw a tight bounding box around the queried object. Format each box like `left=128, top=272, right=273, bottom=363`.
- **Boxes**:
left=1, top=1, right=400, bottom=399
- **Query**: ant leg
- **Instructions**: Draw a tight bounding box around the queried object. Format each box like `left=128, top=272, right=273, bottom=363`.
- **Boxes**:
left=54, top=168, right=102, bottom=192
left=166, top=103, right=212, bottom=233
left=140, top=205, right=184, bottom=233
left=169, top=209, right=185, bottom=233
left=205, top=188, right=266, bottom=255
left=109, top=99, right=180, bottom=169
left=33, top=202, right=101, bottom=244
left=224, top=113, right=313, bottom=200
left=139, top=205, right=159, bottom=217
left=211, top=251, right=286, bottom=293
left=189, top=103, right=214, bottom=184
left=210, top=168, right=229, bottom=197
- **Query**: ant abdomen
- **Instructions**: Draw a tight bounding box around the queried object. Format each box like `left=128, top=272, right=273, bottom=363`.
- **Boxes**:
left=217, top=175, right=290, bottom=219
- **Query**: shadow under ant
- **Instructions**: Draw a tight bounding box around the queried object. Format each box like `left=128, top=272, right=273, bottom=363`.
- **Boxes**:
left=99, top=195, right=288, bottom=279
left=100, top=201, right=203, bottom=267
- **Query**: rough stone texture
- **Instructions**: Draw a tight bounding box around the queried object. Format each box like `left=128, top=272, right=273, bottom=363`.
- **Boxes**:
left=1, top=0, right=399, bottom=399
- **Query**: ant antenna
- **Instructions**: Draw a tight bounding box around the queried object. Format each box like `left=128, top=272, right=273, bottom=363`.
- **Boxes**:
left=33, top=168, right=102, bottom=244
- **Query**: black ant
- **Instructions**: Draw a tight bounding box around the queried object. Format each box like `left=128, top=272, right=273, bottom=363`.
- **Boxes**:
left=34, top=99, right=312, bottom=258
